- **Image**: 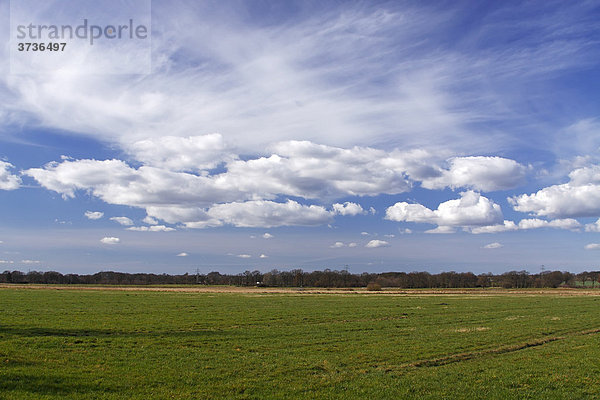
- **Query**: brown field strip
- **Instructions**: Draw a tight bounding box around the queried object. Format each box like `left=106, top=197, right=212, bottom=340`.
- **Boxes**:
left=1, top=284, right=600, bottom=296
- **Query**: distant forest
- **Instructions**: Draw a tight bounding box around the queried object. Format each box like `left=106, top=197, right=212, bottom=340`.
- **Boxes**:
left=1, top=269, right=600, bottom=288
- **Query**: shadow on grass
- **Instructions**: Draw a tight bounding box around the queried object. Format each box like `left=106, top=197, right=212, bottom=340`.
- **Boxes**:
left=0, top=325, right=229, bottom=339
left=0, top=371, right=120, bottom=397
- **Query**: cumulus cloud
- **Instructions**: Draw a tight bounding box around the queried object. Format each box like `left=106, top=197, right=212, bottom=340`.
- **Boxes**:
left=143, top=216, right=159, bottom=225
left=176, top=252, right=188, bottom=257
left=24, top=136, right=531, bottom=230
left=471, top=220, right=518, bottom=234
left=85, top=211, right=104, bottom=220
left=100, top=237, right=120, bottom=245
left=483, top=242, right=503, bottom=249
left=206, top=200, right=332, bottom=228
left=224, top=141, right=413, bottom=199
left=518, top=218, right=581, bottom=231
left=110, top=217, right=134, bottom=226
left=510, top=165, right=600, bottom=218
left=386, top=191, right=503, bottom=231
left=262, top=233, right=274, bottom=239
left=23, top=145, right=415, bottom=228
left=259, top=254, right=268, bottom=258
left=425, top=226, right=456, bottom=234
left=585, top=218, right=600, bottom=232
left=0, top=161, right=21, bottom=190
left=126, top=225, right=176, bottom=232
left=237, top=254, right=251, bottom=258
left=348, top=242, right=358, bottom=247
left=365, top=240, right=390, bottom=248
left=126, top=134, right=232, bottom=172
left=470, top=218, right=581, bottom=234
left=332, top=202, right=365, bottom=216
left=330, top=241, right=345, bottom=248
left=422, top=156, right=527, bottom=192
left=585, top=243, right=600, bottom=250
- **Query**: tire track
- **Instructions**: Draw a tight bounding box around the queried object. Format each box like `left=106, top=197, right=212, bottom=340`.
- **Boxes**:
left=399, top=328, right=600, bottom=369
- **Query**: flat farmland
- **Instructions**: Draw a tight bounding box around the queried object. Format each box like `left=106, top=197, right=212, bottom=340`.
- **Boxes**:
left=1, top=286, right=600, bottom=399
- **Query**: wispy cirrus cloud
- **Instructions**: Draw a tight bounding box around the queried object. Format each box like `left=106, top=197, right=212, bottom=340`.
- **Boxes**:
left=3, top=1, right=597, bottom=160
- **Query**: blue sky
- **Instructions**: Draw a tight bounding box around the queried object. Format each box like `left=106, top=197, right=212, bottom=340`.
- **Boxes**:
left=1, top=0, right=600, bottom=274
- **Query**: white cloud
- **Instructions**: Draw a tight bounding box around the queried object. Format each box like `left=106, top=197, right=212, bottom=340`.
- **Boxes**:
left=100, top=237, right=120, bottom=245
left=126, top=225, right=176, bottom=232
left=384, top=234, right=396, bottom=238
left=425, top=226, right=456, bottom=234
left=110, top=217, right=134, bottom=226
left=20, top=259, right=40, bottom=264
left=471, top=220, right=518, bottom=234
left=3, top=1, right=599, bottom=181
left=365, top=240, right=390, bottom=248
left=348, top=242, right=358, bottom=248
left=224, top=141, right=413, bottom=199
left=237, top=254, right=251, bottom=258
left=0, top=161, right=21, bottom=190
left=548, top=218, right=581, bottom=230
left=24, top=138, right=530, bottom=231
left=422, top=156, right=527, bottom=192
left=259, top=254, right=268, bottom=259
left=126, top=134, right=232, bottom=172
left=470, top=218, right=581, bottom=234
left=360, top=232, right=370, bottom=236
left=206, top=200, right=332, bottom=228
left=262, top=233, right=274, bottom=239
left=518, top=218, right=548, bottom=230
left=2, top=4, right=485, bottom=156
left=332, top=202, right=365, bottom=216
left=143, top=216, right=158, bottom=225
left=15, top=1, right=597, bottom=236
left=584, top=243, right=600, bottom=250
left=85, top=211, right=104, bottom=220
left=386, top=191, right=503, bottom=231
left=176, top=252, right=188, bottom=257
left=0, top=260, right=14, bottom=264
left=330, top=242, right=345, bottom=248
left=585, top=218, right=600, bottom=232
left=483, top=242, right=503, bottom=249
left=510, top=165, right=600, bottom=218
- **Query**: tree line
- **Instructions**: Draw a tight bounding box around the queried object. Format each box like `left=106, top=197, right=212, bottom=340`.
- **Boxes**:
left=1, top=269, right=599, bottom=288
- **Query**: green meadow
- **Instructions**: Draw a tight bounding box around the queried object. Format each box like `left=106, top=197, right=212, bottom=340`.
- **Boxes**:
left=1, top=287, right=600, bottom=399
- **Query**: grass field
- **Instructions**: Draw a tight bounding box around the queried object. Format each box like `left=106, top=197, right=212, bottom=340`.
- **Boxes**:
left=1, top=286, right=600, bottom=399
